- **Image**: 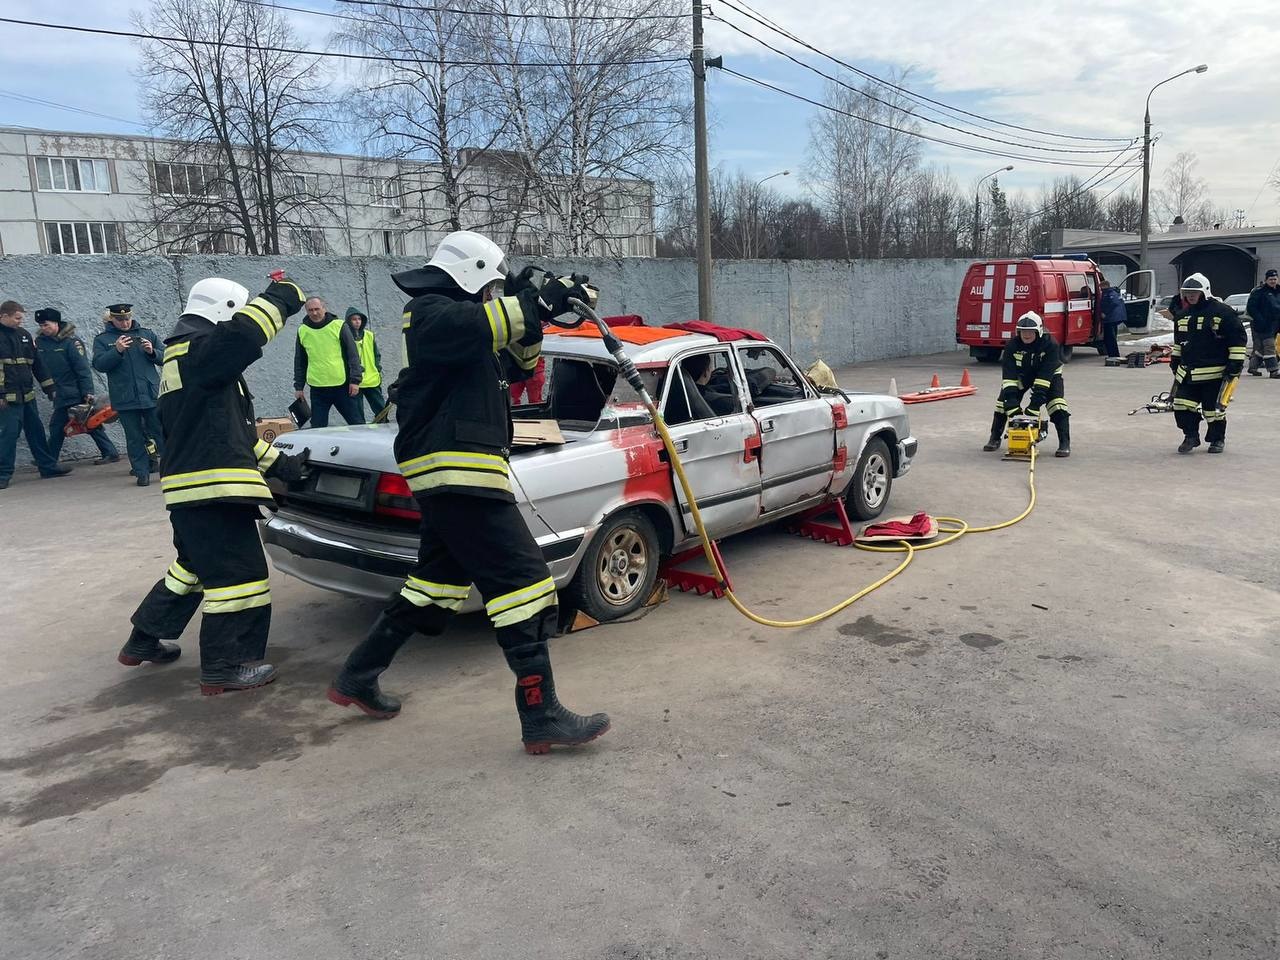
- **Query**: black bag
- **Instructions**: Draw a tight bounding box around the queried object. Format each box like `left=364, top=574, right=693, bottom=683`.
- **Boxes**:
left=289, top=395, right=312, bottom=427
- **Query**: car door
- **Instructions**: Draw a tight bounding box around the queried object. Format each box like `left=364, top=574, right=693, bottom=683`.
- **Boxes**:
left=736, top=344, right=835, bottom=515
left=660, top=347, right=762, bottom=539
left=1117, top=269, right=1155, bottom=329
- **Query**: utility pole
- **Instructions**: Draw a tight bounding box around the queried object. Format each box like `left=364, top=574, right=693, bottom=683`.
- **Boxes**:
left=1140, top=64, right=1207, bottom=272
left=692, top=0, right=713, bottom=320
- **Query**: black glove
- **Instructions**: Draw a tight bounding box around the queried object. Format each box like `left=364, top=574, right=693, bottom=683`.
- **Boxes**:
left=505, top=266, right=539, bottom=297
left=537, top=273, right=598, bottom=320
left=1226, top=366, right=1243, bottom=380
left=44, top=387, right=56, bottom=400
left=268, top=447, right=311, bottom=487
left=264, top=278, right=306, bottom=318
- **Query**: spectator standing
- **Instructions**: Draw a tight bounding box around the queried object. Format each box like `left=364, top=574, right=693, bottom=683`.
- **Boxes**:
left=509, top=356, right=547, bottom=406
left=34, top=308, right=120, bottom=464
left=1245, top=268, right=1280, bottom=378
left=1097, top=279, right=1127, bottom=363
left=346, top=307, right=387, bottom=417
left=293, top=297, right=364, bottom=427
left=0, top=299, right=70, bottom=489
left=92, top=303, right=165, bottom=486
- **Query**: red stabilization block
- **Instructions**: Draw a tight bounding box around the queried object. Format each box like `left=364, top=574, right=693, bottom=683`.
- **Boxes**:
left=785, top=499, right=855, bottom=546
left=660, top=542, right=732, bottom=598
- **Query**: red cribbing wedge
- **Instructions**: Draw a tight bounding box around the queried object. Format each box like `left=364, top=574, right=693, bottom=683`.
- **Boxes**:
left=862, top=511, right=933, bottom=539
left=660, top=542, right=732, bottom=598
left=785, top=499, right=856, bottom=547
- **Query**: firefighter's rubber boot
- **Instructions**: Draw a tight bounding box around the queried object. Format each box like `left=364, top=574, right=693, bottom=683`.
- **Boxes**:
left=1248, top=356, right=1262, bottom=376
left=117, top=627, right=181, bottom=666
left=1207, top=441, right=1225, bottom=453
left=199, top=663, right=277, bottom=696
left=982, top=413, right=1005, bottom=452
left=1053, top=415, right=1070, bottom=458
left=1178, top=434, right=1201, bottom=454
left=1270, top=370, right=1280, bottom=380
left=504, top=643, right=610, bottom=755
left=326, top=613, right=412, bottom=719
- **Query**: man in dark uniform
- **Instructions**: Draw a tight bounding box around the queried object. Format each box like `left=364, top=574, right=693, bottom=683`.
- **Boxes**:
left=1170, top=273, right=1247, bottom=454
left=982, top=310, right=1071, bottom=457
left=0, top=299, right=70, bottom=489
left=1245, top=268, right=1280, bottom=378
left=34, top=307, right=120, bottom=464
left=118, top=276, right=309, bottom=695
left=327, top=230, right=610, bottom=755
left=92, top=303, right=165, bottom=485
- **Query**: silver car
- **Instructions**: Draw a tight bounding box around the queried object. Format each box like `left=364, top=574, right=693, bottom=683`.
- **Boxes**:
left=262, top=330, right=917, bottom=622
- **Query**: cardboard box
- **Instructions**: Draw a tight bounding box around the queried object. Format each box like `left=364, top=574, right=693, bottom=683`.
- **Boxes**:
left=256, top=417, right=296, bottom=443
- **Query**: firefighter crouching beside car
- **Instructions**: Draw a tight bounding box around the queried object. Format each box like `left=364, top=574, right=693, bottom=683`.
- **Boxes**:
left=982, top=310, right=1071, bottom=458
left=327, top=229, right=611, bottom=755
left=118, top=276, right=310, bottom=695
left=1170, top=273, right=1247, bottom=455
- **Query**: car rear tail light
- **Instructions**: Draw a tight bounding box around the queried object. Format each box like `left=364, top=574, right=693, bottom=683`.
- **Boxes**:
left=374, top=472, right=420, bottom=521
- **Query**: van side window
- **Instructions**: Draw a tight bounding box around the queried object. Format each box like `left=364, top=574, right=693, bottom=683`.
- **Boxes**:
left=1065, top=273, right=1095, bottom=307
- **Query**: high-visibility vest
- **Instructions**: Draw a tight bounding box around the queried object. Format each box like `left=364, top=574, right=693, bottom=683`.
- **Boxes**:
left=297, top=319, right=346, bottom=387
left=356, top=329, right=381, bottom=387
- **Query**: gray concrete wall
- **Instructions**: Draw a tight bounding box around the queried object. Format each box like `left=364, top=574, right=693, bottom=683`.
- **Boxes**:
left=0, top=253, right=969, bottom=464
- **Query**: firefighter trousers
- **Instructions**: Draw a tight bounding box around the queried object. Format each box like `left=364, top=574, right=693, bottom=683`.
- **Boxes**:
left=343, top=492, right=557, bottom=682
left=1173, top=372, right=1229, bottom=442
left=130, top=503, right=272, bottom=669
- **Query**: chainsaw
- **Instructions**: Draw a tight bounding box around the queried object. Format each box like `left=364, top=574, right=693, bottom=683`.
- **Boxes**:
left=63, top=398, right=118, bottom=436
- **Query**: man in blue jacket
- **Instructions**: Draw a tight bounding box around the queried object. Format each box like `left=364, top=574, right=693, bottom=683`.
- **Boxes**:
left=1245, top=269, right=1280, bottom=378
left=92, top=303, right=164, bottom=486
left=1098, top=279, right=1128, bottom=362
left=0, top=299, right=71, bottom=489
left=35, top=308, right=120, bottom=464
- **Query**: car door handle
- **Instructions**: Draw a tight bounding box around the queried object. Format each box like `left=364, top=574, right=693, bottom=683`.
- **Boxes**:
left=672, top=439, right=688, bottom=453
left=760, top=419, right=775, bottom=433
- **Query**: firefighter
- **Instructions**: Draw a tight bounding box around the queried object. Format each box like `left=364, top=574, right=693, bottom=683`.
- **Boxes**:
left=119, top=276, right=311, bottom=695
left=982, top=311, right=1071, bottom=457
left=1170, top=274, right=1247, bottom=454
left=0, top=299, right=70, bottom=488
left=327, top=230, right=610, bottom=755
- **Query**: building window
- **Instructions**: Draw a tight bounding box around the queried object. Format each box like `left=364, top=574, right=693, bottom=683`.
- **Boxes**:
left=152, top=162, right=219, bottom=197
left=44, top=221, right=124, bottom=255
left=369, top=177, right=401, bottom=207
left=35, top=157, right=111, bottom=193
left=290, top=227, right=326, bottom=255
left=156, top=222, right=238, bottom=254
left=281, top=173, right=319, bottom=197
left=381, top=229, right=405, bottom=255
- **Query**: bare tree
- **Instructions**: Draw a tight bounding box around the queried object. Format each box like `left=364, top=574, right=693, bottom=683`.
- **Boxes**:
left=1104, top=189, right=1142, bottom=233
left=1154, top=151, right=1214, bottom=231
left=132, top=0, right=337, bottom=255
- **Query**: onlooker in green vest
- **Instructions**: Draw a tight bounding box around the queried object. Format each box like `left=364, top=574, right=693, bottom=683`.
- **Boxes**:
left=293, top=296, right=364, bottom=427
left=346, top=307, right=387, bottom=417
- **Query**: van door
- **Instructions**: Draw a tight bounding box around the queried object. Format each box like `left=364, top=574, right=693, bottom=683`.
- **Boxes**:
left=1061, top=271, right=1097, bottom=348
left=1118, top=269, right=1155, bottom=330
left=991, top=261, right=1037, bottom=344
left=660, top=347, right=763, bottom=539
left=736, top=344, right=835, bottom=515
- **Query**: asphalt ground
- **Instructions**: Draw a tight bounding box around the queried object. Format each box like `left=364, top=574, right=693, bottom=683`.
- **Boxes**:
left=2, top=348, right=1277, bottom=960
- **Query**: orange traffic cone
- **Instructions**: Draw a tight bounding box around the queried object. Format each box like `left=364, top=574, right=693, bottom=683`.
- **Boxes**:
left=929, top=373, right=941, bottom=389
left=960, top=368, right=972, bottom=388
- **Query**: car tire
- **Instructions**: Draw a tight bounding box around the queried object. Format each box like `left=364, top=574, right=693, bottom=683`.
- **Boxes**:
left=567, top=510, right=661, bottom=622
left=846, top=437, right=893, bottom=521
left=1060, top=346, right=1074, bottom=363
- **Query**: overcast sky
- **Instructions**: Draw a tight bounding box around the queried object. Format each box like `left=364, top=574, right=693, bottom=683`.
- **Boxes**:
left=3, top=0, right=1277, bottom=224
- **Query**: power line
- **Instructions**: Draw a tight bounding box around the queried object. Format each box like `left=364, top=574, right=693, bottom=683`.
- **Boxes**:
left=708, top=11, right=1131, bottom=156
left=715, top=0, right=1133, bottom=145
left=0, top=89, right=147, bottom=129
left=1005, top=155, right=1138, bottom=227
left=0, top=15, right=689, bottom=68
left=333, top=0, right=687, bottom=21
left=717, top=65, right=1143, bottom=169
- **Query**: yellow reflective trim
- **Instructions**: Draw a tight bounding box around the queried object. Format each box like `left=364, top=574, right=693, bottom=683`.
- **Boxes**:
left=163, top=560, right=203, bottom=596
left=489, top=588, right=558, bottom=628
left=204, top=591, right=272, bottom=614
left=162, top=468, right=266, bottom=488
left=401, top=576, right=471, bottom=610
left=1033, top=378, right=1051, bottom=388
left=406, top=576, right=470, bottom=598
left=1000, top=380, right=1020, bottom=388
left=400, top=585, right=465, bottom=610
left=242, top=297, right=285, bottom=341
left=204, top=579, right=271, bottom=601
left=486, top=576, right=556, bottom=616
left=163, top=481, right=273, bottom=506
left=404, top=469, right=512, bottom=494
left=397, top=450, right=508, bottom=476
left=163, top=342, right=190, bottom=361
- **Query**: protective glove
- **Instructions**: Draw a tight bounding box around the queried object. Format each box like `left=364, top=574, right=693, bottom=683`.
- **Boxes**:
left=537, top=272, right=598, bottom=320
left=504, top=266, right=539, bottom=297
left=44, top=386, right=56, bottom=400
left=267, top=447, right=311, bottom=487
left=264, top=278, right=306, bottom=319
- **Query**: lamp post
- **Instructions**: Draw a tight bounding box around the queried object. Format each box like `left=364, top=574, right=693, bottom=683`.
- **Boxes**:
left=973, top=165, right=1013, bottom=257
left=755, top=170, right=790, bottom=189
left=1140, top=64, right=1207, bottom=271
left=745, top=171, right=788, bottom=258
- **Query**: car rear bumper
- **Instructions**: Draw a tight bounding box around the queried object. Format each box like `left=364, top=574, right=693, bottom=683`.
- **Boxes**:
left=261, top=509, right=590, bottom=610
left=896, top=436, right=918, bottom=476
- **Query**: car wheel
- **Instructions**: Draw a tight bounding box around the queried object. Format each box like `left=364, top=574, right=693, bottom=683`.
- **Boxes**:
left=567, top=510, right=661, bottom=622
left=1060, top=346, right=1074, bottom=363
left=846, top=437, right=893, bottom=521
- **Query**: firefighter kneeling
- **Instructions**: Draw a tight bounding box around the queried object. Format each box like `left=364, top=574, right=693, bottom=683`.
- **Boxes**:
left=119, top=276, right=310, bottom=694
left=327, top=230, right=610, bottom=755
left=1169, top=273, right=1247, bottom=454
left=982, top=311, right=1071, bottom=458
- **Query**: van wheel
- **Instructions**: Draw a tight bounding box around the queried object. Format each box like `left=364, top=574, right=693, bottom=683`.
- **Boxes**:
left=1060, top=346, right=1074, bottom=363
left=567, top=510, right=661, bottom=622
left=846, top=437, right=893, bottom=521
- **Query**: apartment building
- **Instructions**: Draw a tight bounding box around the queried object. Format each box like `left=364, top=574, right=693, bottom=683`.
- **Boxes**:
left=0, top=126, right=656, bottom=259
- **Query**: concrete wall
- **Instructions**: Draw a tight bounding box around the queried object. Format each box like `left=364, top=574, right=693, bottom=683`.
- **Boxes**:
left=0, top=253, right=969, bottom=464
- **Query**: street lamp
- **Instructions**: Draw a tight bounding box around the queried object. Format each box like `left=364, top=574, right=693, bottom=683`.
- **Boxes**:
left=973, top=165, right=1013, bottom=257
left=1140, top=64, right=1207, bottom=271
left=755, top=170, right=790, bottom=189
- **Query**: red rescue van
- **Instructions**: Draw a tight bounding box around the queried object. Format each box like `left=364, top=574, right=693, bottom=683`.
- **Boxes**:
left=955, top=255, right=1152, bottom=362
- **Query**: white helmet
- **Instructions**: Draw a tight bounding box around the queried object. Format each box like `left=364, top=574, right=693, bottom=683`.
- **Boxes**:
left=184, top=277, right=250, bottom=324
left=1016, top=310, right=1044, bottom=336
left=1180, top=272, right=1212, bottom=298
left=393, top=230, right=508, bottom=297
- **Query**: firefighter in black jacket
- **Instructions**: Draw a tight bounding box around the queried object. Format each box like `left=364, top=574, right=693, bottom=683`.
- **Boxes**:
left=982, top=311, right=1071, bottom=457
left=118, top=276, right=310, bottom=695
left=1170, top=273, right=1247, bottom=454
left=327, top=230, right=610, bottom=755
